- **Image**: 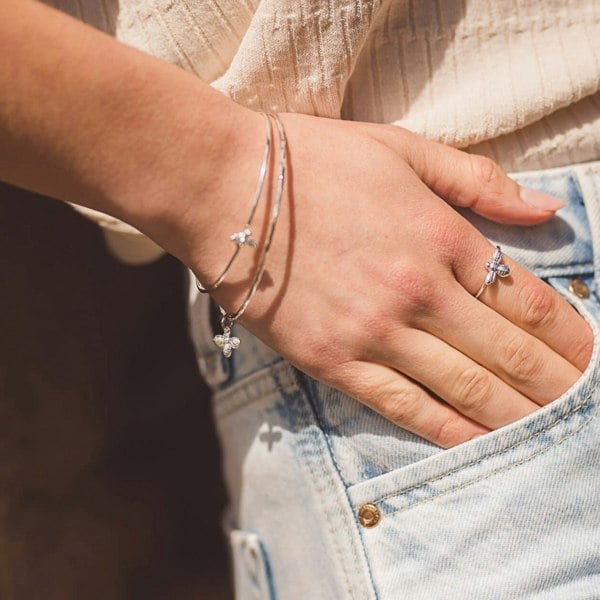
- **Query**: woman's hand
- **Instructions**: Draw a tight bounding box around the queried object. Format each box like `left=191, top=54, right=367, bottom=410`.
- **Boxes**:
left=171, top=110, right=593, bottom=448
left=4, top=1, right=590, bottom=449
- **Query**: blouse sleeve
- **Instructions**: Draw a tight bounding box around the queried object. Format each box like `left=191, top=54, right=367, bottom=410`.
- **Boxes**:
left=67, top=202, right=166, bottom=265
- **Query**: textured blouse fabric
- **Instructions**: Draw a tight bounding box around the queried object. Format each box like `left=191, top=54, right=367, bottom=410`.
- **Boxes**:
left=43, top=0, right=600, bottom=254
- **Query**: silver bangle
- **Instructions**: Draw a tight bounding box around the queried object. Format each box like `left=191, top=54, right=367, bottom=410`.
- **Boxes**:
left=195, top=111, right=272, bottom=293
left=213, top=113, right=288, bottom=358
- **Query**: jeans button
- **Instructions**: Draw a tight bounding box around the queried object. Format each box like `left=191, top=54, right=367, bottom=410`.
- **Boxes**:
left=569, top=278, right=590, bottom=299
left=358, top=503, right=381, bottom=528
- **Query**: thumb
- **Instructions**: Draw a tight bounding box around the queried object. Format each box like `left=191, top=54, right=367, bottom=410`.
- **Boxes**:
left=403, top=134, right=565, bottom=225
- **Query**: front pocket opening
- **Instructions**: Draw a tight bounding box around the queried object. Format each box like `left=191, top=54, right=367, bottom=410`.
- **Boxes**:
left=346, top=276, right=600, bottom=516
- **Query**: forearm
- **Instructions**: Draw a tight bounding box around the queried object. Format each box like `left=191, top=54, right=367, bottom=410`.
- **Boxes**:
left=0, top=0, right=249, bottom=248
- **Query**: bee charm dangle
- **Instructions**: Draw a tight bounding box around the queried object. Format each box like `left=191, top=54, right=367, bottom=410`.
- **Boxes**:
left=230, top=227, right=257, bottom=248
left=213, top=315, right=240, bottom=358
left=475, top=245, right=511, bottom=299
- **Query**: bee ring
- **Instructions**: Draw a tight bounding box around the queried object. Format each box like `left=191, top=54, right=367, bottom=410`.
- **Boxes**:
left=475, top=245, right=511, bottom=299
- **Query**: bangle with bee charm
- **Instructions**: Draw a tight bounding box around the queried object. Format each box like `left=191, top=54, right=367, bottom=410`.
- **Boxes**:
left=195, top=112, right=272, bottom=294
left=212, top=112, right=288, bottom=359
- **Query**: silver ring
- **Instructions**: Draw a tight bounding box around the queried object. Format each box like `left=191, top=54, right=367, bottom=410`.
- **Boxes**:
left=475, top=245, right=510, bottom=299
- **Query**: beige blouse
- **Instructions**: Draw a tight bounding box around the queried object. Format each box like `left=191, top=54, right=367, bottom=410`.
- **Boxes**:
left=44, top=0, right=600, bottom=262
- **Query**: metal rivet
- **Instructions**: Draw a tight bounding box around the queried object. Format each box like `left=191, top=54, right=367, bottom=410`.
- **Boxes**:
left=358, top=503, right=381, bottom=528
left=569, top=278, right=590, bottom=299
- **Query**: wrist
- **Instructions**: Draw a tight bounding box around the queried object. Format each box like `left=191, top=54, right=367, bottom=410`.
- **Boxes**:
left=107, top=80, right=265, bottom=277
left=185, top=105, right=271, bottom=299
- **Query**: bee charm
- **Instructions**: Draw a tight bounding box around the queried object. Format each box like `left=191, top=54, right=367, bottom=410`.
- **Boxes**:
left=475, top=245, right=511, bottom=298
left=485, top=246, right=510, bottom=285
left=230, top=227, right=257, bottom=248
left=213, top=327, right=241, bottom=358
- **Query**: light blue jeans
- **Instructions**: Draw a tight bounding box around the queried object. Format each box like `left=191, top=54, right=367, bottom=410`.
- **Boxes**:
left=187, top=161, right=600, bottom=599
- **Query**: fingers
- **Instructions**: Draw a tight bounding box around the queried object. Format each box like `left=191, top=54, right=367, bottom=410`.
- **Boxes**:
left=370, top=329, right=540, bottom=429
left=452, top=237, right=594, bottom=373
left=341, top=267, right=586, bottom=447
left=424, top=284, right=583, bottom=404
left=397, top=131, right=566, bottom=225
left=338, top=361, right=489, bottom=448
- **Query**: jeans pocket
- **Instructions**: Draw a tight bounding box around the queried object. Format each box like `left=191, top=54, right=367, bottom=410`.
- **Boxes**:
left=339, top=277, right=600, bottom=599
left=210, top=276, right=600, bottom=599
left=344, top=275, right=600, bottom=516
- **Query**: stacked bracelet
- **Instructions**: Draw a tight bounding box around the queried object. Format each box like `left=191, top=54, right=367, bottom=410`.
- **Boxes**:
left=212, top=113, right=288, bottom=358
left=195, top=111, right=272, bottom=293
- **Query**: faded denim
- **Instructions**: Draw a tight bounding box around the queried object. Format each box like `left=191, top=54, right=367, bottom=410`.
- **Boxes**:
left=187, top=161, right=600, bottom=599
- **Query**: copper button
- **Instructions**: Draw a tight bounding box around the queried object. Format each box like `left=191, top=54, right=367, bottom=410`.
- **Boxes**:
left=569, top=278, right=590, bottom=299
left=358, top=503, right=381, bottom=528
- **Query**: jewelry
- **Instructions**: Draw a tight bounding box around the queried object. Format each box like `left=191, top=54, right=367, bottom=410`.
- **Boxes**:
left=195, top=112, right=272, bottom=293
left=213, top=113, right=288, bottom=357
left=212, top=314, right=240, bottom=358
left=475, top=245, right=510, bottom=299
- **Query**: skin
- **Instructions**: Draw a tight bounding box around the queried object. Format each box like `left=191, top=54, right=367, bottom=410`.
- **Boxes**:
left=1, top=0, right=594, bottom=448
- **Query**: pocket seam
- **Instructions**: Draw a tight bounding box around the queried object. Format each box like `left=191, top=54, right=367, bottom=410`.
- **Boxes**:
left=379, top=388, right=597, bottom=515
left=374, top=387, right=594, bottom=507
left=346, top=276, right=599, bottom=513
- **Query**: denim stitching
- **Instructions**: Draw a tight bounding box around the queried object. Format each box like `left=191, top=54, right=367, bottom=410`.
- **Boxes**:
left=216, top=364, right=364, bottom=598
left=294, top=371, right=380, bottom=600
left=271, top=372, right=356, bottom=599
left=534, top=263, right=593, bottom=278
left=384, top=398, right=598, bottom=516
left=216, top=363, right=370, bottom=597
left=367, top=272, right=600, bottom=508
left=373, top=392, right=590, bottom=504
left=371, top=388, right=595, bottom=509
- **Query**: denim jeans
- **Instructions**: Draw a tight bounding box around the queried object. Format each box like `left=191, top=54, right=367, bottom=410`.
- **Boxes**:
left=187, top=161, right=600, bottom=599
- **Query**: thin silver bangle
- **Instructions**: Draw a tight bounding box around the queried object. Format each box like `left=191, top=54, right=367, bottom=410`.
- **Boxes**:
left=212, top=112, right=288, bottom=358
left=195, top=111, right=272, bottom=293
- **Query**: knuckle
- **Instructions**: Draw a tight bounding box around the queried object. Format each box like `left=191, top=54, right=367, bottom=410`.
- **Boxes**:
left=469, top=154, right=500, bottom=188
left=468, top=154, right=510, bottom=200
left=373, top=123, right=416, bottom=157
left=571, top=327, right=595, bottom=370
left=431, top=413, right=473, bottom=449
left=360, top=310, right=389, bottom=342
left=383, top=261, right=436, bottom=317
left=519, top=283, right=557, bottom=329
left=381, top=386, right=423, bottom=428
left=501, top=335, right=541, bottom=382
left=324, top=359, right=362, bottom=391
left=453, top=366, right=492, bottom=416
left=296, top=337, right=348, bottom=380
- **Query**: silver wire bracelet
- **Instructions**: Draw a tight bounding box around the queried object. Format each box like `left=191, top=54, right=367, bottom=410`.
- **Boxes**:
left=195, top=111, right=273, bottom=293
left=212, top=113, right=287, bottom=358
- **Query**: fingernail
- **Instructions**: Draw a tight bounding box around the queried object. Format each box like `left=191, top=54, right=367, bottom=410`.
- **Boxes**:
left=520, top=187, right=567, bottom=211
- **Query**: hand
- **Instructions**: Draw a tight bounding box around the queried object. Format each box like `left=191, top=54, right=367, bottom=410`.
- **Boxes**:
left=176, top=111, right=595, bottom=448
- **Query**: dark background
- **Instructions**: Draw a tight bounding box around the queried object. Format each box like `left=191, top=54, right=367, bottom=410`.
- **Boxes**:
left=0, top=183, right=232, bottom=599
